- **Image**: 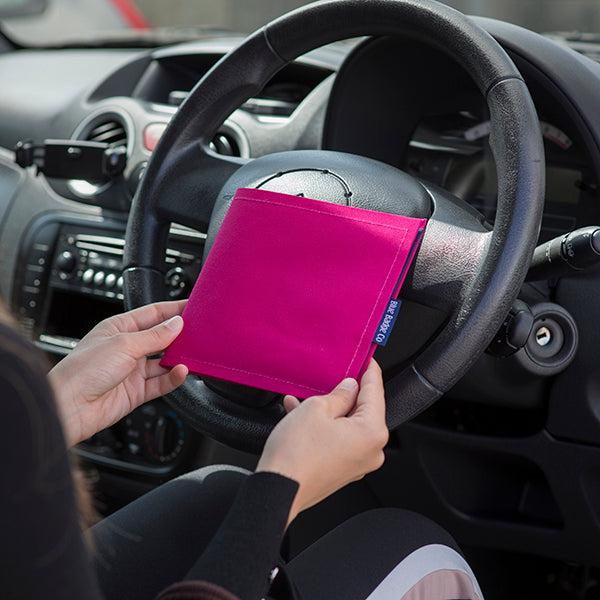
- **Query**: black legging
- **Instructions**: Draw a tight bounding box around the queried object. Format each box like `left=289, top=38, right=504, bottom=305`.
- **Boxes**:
left=90, top=465, right=483, bottom=600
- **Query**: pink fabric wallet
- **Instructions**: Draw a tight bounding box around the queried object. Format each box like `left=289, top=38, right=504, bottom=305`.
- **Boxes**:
left=160, top=187, right=426, bottom=398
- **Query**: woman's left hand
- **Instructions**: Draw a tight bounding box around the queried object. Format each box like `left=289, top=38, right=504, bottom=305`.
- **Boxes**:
left=49, top=300, right=188, bottom=448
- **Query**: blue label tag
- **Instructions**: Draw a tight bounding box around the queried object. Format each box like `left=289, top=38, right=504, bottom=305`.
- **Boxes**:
left=373, top=298, right=402, bottom=346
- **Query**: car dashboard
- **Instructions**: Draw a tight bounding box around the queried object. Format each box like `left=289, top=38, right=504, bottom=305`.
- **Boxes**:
left=2, top=14, right=600, bottom=587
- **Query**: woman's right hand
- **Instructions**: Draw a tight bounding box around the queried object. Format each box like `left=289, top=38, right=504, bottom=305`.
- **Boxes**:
left=256, top=359, right=388, bottom=525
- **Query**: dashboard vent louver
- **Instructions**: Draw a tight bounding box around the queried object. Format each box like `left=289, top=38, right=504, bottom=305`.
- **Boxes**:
left=85, top=119, right=128, bottom=148
left=210, top=132, right=241, bottom=157
left=69, top=115, right=130, bottom=195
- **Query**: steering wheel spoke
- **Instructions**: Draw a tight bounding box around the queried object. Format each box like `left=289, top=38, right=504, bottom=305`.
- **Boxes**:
left=403, top=185, right=492, bottom=315
left=144, top=142, right=247, bottom=231
left=169, top=378, right=286, bottom=454
left=160, top=149, right=248, bottom=232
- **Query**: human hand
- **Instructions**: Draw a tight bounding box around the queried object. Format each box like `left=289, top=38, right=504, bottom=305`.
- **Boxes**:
left=256, top=359, right=388, bottom=525
left=48, top=300, right=188, bottom=448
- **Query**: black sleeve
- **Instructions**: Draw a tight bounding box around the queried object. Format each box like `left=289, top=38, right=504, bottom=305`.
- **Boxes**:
left=180, top=471, right=299, bottom=600
left=0, top=324, right=103, bottom=600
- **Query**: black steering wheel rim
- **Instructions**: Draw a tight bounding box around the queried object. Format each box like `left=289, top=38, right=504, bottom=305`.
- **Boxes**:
left=123, top=0, right=545, bottom=453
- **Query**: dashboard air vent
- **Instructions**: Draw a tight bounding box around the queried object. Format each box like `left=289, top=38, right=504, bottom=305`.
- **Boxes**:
left=85, top=119, right=128, bottom=148
left=210, top=131, right=241, bottom=157
left=69, top=115, right=130, bottom=196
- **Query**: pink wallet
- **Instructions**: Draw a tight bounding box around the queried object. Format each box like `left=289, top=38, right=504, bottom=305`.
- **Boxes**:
left=160, top=188, right=426, bottom=398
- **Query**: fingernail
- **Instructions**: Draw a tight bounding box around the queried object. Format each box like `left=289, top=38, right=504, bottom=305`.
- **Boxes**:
left=338, top=378, right=358, bottom=392
left=164, top=315, right=183, bottom=331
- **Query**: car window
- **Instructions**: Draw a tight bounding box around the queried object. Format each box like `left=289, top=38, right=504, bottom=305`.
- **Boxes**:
left=3, top=0, right=600, bottom=47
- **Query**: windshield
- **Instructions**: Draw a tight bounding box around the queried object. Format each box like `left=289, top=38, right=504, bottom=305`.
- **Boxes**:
left=3, top=0, right=600, bottom=47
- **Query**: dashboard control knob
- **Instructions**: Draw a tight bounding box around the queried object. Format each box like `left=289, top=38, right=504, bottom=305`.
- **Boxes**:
left=127, top=442, right=141, bottom=456
left=93, top=271, right=105, bottom=286
left=165, top=267, right=190, bottom=299
left=145, top=411, right=185, bottom=462
left=56, top=250, right=76, bottom=273
left=105, top=273, right=117, bottom=288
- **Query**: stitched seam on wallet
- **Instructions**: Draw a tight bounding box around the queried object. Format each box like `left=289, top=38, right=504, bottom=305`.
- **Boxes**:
left=237, top=195, right=412, bottom=231
left=164, top=356, right=327, bottom=395
left=344, top=226, right=408, bottom=377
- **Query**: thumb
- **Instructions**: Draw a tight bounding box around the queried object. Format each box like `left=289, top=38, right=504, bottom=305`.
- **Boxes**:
left=325, top=377, right=359, bottom=417
left=129, top=315, right=184, bottom=357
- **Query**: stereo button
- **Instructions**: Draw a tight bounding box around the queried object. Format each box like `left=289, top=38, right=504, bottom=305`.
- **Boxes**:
left=105, top=273, right=117, bottom=288
left=93, top=271, right=105, bottom=286
left=82, top=269, right=94, bottom=284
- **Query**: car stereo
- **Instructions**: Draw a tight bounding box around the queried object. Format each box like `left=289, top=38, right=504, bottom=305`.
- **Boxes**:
left=15, top=216, right=204, bottom=357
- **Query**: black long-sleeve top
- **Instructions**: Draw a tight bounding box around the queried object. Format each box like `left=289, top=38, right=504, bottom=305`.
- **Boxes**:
left=0, top=323, right=298, bottom=600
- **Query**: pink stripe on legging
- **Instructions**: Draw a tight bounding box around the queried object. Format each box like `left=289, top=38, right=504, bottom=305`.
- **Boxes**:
left=401, top=569, right=481, bottom=600
left=365, top=544, right=484, bottom=600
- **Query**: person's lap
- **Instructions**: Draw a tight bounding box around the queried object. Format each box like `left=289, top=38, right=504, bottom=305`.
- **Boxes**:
left=90, top=465, right=249, bottom=600
left=90, top=465, right=482, bottom=600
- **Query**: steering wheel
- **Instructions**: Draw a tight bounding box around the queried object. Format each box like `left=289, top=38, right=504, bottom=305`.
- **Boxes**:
left=123, top=0, right=544, bottom=453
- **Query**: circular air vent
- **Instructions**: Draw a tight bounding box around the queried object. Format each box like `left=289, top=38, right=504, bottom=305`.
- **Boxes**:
left=85, top=119, right=128, bottom=148
left=209, top=122, right=249, bottom=159
left=69, top=112, right=131, bottom=197
left=210, top=132, right=240, bottom=157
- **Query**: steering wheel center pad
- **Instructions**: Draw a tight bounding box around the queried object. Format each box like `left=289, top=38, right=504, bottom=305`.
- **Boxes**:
left=204, top=150, right=432, bottom=257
